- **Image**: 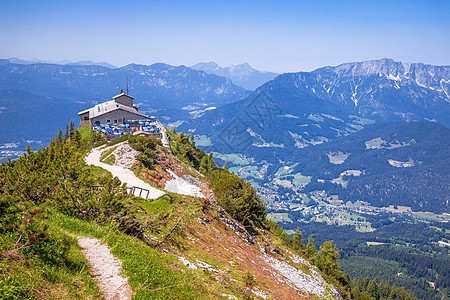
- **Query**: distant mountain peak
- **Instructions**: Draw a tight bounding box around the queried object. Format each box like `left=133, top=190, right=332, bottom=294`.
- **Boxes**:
left=191, top=62, right=278, bottom=90
left=257, top=58, right=450, bottom=124
left=5, top=57, right=117, bottom=69
left=192, top=62, right=220, bottom=68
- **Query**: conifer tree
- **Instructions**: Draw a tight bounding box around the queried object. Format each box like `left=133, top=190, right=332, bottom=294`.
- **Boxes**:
left=315, top=241, right=340, bottom=279
left=292, top=229, right=304, bottom=250
left=306, top=234, right=317, bottom=258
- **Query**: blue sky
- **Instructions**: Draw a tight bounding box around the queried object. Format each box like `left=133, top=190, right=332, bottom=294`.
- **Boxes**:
left=1, top=0, right=449, bottom=73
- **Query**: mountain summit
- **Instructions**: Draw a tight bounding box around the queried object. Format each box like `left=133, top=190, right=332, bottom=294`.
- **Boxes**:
left=279, top=58, right=450, bottom=124
left=191, top=62, right=279, bottom=90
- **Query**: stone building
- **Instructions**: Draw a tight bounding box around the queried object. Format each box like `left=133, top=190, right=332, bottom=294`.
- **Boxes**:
left=78, top=91, right=150, bottom=127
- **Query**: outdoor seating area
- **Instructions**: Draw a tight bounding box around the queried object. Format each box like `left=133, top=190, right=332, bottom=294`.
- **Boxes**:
left=92, top=119, right=161, bottom=137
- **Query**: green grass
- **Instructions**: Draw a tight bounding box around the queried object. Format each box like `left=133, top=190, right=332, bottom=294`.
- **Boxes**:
left=302, top=196, right=312, bottom=204
left=79, top=125, right=92, bottom=145
left=211, top=153, right=249, bottom=166
left=412, top=211, right=450, bottom=222
left=268, top=213, right=293, bottom=223
left=46, top=213, right=207, bottom=299
left=135, top=195, right=174, bottom=217
left=366, top=242, right=386, bottom=246
left=228, top=166, right=240, bottom=174
left=194, top=136, right=213, bottom=147
left=100, top=145, right=118, bottom=162
left=238, top=166, right=261, bottom=179
left=104, top=155, right=115, bottom=165
left=348, top=115, right=376, bottom=125
left=275, top=166, right=292, bottom=177
left=329, top=211, right=373, bottom=232
left=292, top=174, right=311, bottom=184
left=83, top=165, right=114, bottom=184
left=0, top=218, right=102, bottom=299
left=326, top=151, right=350, bottom=164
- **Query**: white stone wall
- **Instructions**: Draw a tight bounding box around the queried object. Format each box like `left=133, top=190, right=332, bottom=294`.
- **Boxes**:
left=91, top=109, right=149, bottom=124
left=114, top=95, right=133, bottom=107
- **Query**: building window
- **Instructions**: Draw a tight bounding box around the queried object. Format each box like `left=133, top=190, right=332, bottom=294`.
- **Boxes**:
left=83, top=116, right=89, bottom=121
left=107, top=120, right=110, bottom=123
left=114, top=120, right=117, bottom=124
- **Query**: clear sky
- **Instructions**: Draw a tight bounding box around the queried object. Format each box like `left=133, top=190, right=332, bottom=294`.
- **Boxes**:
left=1, top=0, right=449, bottom=73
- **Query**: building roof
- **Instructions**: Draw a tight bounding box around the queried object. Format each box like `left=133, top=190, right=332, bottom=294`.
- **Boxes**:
left=113, top=93, right=134, bottom=100
left=78, top=99, right=149, bottom=119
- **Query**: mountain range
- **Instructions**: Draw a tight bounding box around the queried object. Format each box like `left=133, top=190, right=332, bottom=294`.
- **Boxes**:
left=3, top=57, right=118, bottom=69
left=182, top=58, right=450, bottom=152
left=0, top=62, right=249, bottom=108
left=1, top=57, right=448, bottom=299
left=180, top=58, right=450, bottom=212
left=191, top=62, right=278, bottom=90
left=293, top=58, right=450, bottom=124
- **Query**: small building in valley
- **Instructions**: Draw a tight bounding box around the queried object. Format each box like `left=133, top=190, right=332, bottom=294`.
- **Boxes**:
left=78, top=91, right=150, bottom=127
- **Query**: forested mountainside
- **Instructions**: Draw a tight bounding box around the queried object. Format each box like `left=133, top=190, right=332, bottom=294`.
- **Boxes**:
left=0, top=89, right=86, bottom=161
left=0, top=125, right=417, bottom=299
left=291, top=120, right=450, bottom=212
left=182, top=98, right=449, bottom=213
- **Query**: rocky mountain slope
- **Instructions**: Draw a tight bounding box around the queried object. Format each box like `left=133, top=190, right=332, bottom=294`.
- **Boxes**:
left=191, top=62, right=279, bottom=90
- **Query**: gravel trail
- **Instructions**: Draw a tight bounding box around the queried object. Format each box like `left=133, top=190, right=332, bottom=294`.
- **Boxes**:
left=78, top=237, right=132, bottom=300
left=85, top=146, right=166, bottom=199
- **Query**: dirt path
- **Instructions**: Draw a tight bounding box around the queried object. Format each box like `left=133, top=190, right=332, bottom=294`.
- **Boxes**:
left=85, top=146, right=166, bottom=199
left=78, top=237, right=132, bottom=300
left=156, top=120, right=170, bottom=147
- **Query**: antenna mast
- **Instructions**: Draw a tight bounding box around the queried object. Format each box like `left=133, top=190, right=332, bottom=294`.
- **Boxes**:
left=126, top=76, right=129, bottom=94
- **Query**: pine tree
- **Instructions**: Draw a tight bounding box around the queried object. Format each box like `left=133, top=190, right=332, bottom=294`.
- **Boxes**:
left=306, top=234, right=317, bottom=258
left=292, top=229, right=304, bottom=250
left=315, top=241, right=340, bottom=279
left=56, top=128, right=64, bottom=142
left=69, top=119, right=75, bottom=138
